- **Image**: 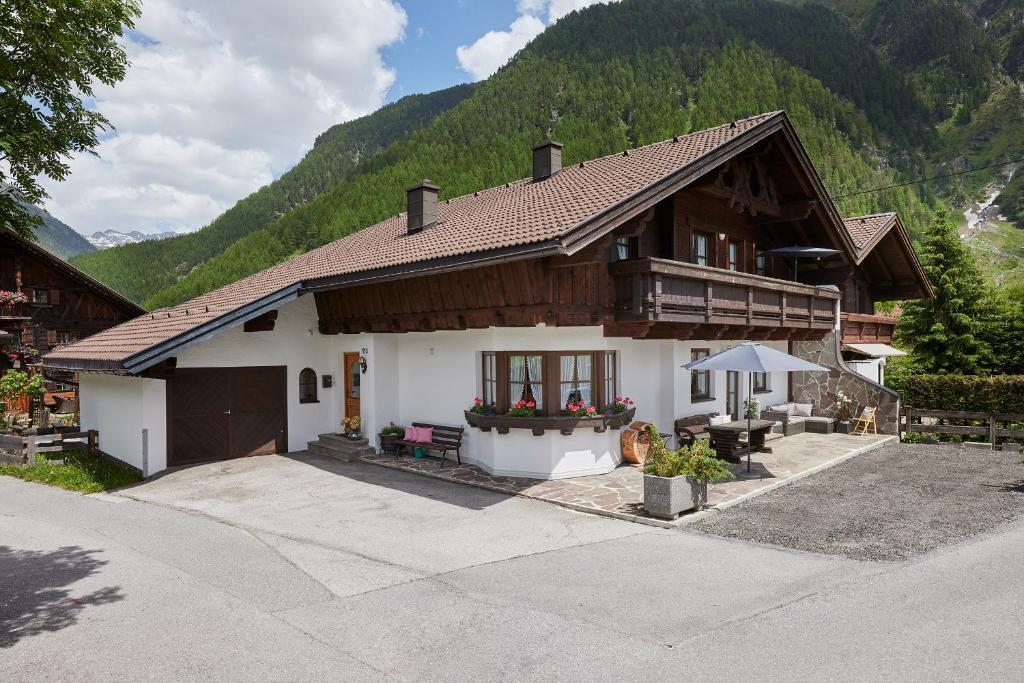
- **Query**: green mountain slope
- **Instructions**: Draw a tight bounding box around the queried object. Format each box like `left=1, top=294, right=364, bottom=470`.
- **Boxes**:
left=10, top=194, right=96, bottom=259
left=135, top=0, right=941, bottom=309
left=68, top=83, right=475, bottom=303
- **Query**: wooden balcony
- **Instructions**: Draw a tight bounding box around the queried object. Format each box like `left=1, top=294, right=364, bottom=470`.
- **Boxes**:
left=0, top=302, right=30, bottom=320
left=841, top=312, right=898, bottom=344
left=608, top=258, right=839, bottom=339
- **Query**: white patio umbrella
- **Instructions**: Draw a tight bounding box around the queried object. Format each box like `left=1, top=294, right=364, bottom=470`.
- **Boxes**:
left=683, top=342, right=828, bottom=473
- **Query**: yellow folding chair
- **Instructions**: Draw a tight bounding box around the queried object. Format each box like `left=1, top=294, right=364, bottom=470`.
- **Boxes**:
left=851, top=406, right=878, bottom=435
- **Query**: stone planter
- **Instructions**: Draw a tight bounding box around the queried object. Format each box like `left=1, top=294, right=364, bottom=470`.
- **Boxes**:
left=643, top=474, right=705, bottom=519
left=836, top=420, right=852, bottom=434
left=379, top=433, right=400, bottom=454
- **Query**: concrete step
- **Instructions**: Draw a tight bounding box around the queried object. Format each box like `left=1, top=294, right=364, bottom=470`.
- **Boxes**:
left=318, top=433, right=371, bottom=449
left=307, top=437, right=376, bottom=461
left=307, top=441, right=376, bottom=462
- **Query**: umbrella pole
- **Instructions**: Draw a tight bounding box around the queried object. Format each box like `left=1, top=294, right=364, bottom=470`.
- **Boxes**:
left=747, top=371, right=753, bottom=473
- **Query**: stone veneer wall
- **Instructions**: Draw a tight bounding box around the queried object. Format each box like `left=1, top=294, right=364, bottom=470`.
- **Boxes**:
left=791, top=330, right=900, bottom=434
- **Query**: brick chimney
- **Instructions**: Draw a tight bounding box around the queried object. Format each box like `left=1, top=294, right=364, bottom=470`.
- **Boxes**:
left=532, top=141, right=562, bottom=181
left=406, top=179, right=439, bottom=234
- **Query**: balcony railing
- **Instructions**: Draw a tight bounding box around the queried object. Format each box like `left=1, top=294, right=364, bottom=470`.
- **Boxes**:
left=0, top=302, right=30, bottom=320
left=609, top=258, right=839, bottom=331
left=841, top=312, right=898, bottom=344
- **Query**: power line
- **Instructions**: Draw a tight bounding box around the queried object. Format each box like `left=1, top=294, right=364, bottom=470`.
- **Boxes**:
left=833, top=156, right=1024, bottom=199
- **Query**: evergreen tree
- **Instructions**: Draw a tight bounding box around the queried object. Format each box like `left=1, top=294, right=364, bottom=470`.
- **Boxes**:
left=896, top=210, right=990, bottom=374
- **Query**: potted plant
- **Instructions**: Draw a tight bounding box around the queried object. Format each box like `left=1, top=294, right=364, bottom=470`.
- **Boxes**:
left=565, top=400, right=597, bottom=417
left=340, top=415, right=362, bottom=438
left=506, top=399, right=537, bottom=417
left=642, top=426, right=734, bottom=519
left=612, top=396, right=634, bottom=414
left=379, top=422, right=404, bottom=453
left=834, top=390, right=854, bottom=434
left=743, top=397, right=759, bottom=420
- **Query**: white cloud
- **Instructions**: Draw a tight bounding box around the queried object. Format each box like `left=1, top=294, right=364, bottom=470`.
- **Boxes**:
left=456, top=14, right=545, bottom=81
left=457, top=1, right=619, bottom=81
left=41, top=0, right=406, bottom=235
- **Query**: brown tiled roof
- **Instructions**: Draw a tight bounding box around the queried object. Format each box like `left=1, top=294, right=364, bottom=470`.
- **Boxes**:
left=46, top=111, right=845, bottom=371
left=844, top=213, right=897, bottom=257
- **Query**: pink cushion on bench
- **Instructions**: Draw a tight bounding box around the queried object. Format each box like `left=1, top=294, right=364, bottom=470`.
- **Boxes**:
left=404, top=426, right=417, bottom=441
left=416, top=426, right=434, bottom=443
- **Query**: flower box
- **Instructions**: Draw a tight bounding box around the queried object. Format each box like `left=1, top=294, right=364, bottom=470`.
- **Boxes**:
left=464, top=407, right=636, bottom=436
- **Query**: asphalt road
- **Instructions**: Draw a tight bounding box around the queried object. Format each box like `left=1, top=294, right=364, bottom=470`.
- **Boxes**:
left=2, top=454, right=1023, bottom=681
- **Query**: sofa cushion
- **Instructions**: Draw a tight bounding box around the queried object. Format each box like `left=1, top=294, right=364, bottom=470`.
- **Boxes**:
left=803, top=416, right=832, bottom=423
left=793, top=402, right=814, bottom=417
left=709, top=415, right=732, bottom=426
left=770, top=403, right=795, bottom=415
left=787, top=416, right=806, bottom=424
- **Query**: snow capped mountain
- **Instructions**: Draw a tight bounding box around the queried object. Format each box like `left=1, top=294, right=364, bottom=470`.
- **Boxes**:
left=87, top=229, right=180, bottom=249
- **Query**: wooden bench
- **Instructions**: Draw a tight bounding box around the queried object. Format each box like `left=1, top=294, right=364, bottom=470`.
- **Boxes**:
left=674, top=412, right=719, bottom=448
left=395, top=422, right=465, bottom=469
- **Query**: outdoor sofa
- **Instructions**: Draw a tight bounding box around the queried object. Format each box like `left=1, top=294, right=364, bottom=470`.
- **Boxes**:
left=761, top=401, right=834, bottom=435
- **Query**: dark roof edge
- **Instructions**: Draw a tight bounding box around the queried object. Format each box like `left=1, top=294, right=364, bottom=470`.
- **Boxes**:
left=44, top=283, right=301, bottom=374
left=560, top=114, right=788, bottom=255
left=2, top=227, right=146, bottom=315
left=851, top=214, right=933, bottom=299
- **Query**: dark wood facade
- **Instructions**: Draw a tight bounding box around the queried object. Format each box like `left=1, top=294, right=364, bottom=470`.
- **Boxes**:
left=0, top=229, right=144, bottom=411
left=313, top=136, right=868, bottom=343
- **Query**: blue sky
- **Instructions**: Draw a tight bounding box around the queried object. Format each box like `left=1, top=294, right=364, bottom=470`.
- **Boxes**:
left=384, top=1, right=520, bottom=100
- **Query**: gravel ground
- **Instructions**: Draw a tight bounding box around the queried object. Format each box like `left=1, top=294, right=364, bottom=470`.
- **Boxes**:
left=693, top=443, right=1024, bottom=561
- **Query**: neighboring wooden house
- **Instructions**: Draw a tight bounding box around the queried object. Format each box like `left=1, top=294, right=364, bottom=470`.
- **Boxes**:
left=45, top=112, right=931, bottom=477
left=1, top=228, right=144, bottom=413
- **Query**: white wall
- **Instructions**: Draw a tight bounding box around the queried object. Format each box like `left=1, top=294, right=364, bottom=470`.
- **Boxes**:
left=846, top=358, right=883, bottom=385
left=80, top=295, right=795, bottom=479
left=79, top=373, right=166, bottom=475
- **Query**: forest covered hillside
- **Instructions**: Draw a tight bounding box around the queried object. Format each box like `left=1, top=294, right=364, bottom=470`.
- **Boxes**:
left=69, top=0, right=1024, bottom=307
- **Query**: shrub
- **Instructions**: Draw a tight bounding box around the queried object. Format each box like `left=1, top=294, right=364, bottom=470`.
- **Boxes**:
left=641, top=426, right=734, bottom=484
left=380, top=422, right=405, bottom=436
left=901, top=375, right=1024, bottom=413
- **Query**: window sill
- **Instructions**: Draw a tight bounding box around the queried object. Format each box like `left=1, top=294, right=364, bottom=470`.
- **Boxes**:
left=464, top=407, right=636, bottom=436
left=299, top=399, right=320, bottom=404
left=752, top=389, right=773, bottom=395
left=690, top=396, right=716, bottom=404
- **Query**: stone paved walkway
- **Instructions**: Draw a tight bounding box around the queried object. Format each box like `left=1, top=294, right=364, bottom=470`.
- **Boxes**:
left=361, top=432, right=895, bottom=527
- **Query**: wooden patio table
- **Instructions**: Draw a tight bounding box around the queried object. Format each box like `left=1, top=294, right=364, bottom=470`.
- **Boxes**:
left=706, top=419, right=775, bottom=460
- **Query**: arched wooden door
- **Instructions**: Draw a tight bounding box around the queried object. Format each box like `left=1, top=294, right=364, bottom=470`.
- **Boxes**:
left=343, top=352, right=361, bottom=419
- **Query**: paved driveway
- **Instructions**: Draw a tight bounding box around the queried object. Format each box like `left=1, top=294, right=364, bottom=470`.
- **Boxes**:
left=3, top=452, right=1024, bottom=681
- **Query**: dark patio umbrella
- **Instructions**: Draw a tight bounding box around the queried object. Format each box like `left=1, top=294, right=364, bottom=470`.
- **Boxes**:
left=764, top=246, right=840, bottom=281
left=683, top=342, right=828, bottom=473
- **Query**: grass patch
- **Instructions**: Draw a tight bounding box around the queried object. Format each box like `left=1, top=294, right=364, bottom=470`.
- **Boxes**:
left=0, top=452, right=141, bottom=493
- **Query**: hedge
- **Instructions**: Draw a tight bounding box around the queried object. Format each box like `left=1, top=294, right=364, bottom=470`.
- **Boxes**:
left=901, top=375, right=1024, bottom=414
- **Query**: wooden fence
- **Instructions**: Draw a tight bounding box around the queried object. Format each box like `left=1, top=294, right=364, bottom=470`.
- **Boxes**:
left=0, top=430, right=98, bottom=464
left=900, top=408, right=1024, bottom=445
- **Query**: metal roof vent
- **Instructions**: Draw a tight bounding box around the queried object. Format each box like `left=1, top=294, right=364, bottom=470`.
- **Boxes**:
left=532, top=140, right=563, bottom=181
left=406, top=179, right=439, bottom=234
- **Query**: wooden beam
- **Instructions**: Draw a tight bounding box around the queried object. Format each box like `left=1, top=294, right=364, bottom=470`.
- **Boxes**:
left=243, top=310, right=278, bottom=332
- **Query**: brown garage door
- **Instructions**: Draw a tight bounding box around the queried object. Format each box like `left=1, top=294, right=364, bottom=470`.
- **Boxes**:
left=167, top=366, right=287, bottom=466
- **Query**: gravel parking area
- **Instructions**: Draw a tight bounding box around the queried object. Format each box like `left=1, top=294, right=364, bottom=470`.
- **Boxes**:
left=693, top=443, right=1024, bottom=561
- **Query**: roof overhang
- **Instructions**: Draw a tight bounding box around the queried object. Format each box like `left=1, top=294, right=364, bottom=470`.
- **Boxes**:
left=43, top=283, right=301, bottom=374
left=852, top=213, right=933, bottom=299
left=843, top=342, right=907, bottom=358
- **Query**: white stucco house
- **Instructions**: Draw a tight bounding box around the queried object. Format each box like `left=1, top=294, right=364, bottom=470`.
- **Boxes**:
left=45, top=112, right=930, bottom=478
